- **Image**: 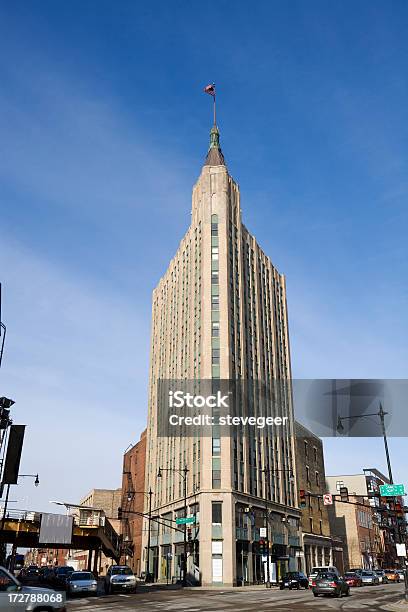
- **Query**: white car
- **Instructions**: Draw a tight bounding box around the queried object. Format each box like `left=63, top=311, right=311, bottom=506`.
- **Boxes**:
left=0, top=566, right=66, bottom=611
left=104, top=565, right=136, bottom=594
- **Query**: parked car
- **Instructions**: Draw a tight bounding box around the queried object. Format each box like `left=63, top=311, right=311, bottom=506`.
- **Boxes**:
left=104, top=565, right=137, bottom=594
left=397, top=570, right=405, bottom=581
left=374, top=570, right=389, bottom=584
left=39, top=566, right=55, bottom=585
left=348, top=568, right=363, bottom=575
left=360, top=570, right=380, bottom=585
left=66, top=571, right=98, bottom=597
left=308, top=565, right=340, bottom=585
left=52, top=566, right=75, bottom=589
left=344, top=572, right=363, bottom=587
left=279, top=572, right=309, bottom=590
left=18, top=566, right=40, bottom=585
left=0, top=565, right=66, bottom=611
left=384, top=569, right=401, bottom=583
left=312, top=572, right=350, bottom=598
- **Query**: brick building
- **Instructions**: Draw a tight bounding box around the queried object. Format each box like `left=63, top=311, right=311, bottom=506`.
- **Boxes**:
left=25, top=547, right=67, bottom=567
left=325, top=493, right=378, bottom=570
left=121, top=429, right=147, bottom=577
left=295, top=422, right=344, bottom=574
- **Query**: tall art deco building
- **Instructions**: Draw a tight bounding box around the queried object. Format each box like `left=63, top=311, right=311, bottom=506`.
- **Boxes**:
left=143, top=122, right=301, bottom=586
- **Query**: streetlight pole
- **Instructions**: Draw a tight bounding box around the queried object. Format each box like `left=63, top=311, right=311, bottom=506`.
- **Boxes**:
left=124, top=486, right=154, bottom=581
left=261, top=467, right=294, bottom=587
left=158, top=465, right=189, bottom=586
left=147, top=488, right=152, bottom=582
left=378, top=403, right=393, bottom=484
left=183, top=465, right=188, bottom=588
left=337, top=403, right=393, bottom=484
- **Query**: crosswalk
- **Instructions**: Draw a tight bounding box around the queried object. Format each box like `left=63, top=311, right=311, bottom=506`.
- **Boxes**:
left=66, top=584, right=404, bottom=611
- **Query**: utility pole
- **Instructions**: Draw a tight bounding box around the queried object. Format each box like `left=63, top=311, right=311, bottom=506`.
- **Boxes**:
left=146, top=488, right=152, bottom=581
left=265, top=500, right=270, bottom=588
left=183, top=465, right=188, bottom=587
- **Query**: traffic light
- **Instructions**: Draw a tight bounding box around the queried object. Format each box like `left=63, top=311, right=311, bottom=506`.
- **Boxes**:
left=0, top=408, right=10, bottom=429
left=118, top=507, right=123, bottom=520
left=339, top=487, right=349, bottom=503
left=395, top=502, right=404, bottom=518
left=299, top=489, right=307, bottom=508
left=187, top=527, right=192, bottom=542
left=259, top=539, right=267, bottom=554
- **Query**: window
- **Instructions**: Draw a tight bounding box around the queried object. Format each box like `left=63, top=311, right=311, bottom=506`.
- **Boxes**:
left=212, top=438, right=221, bottom=455
left=212, top=247, right=219, bottom=260
left=212, top=470, right=221, bottom=489
left=212, top=322, right=220, bottom=337
left=336, top=480, right=344, bottom=491
left=211, top=296, right=219, bottom=310
left=313, top=447, right=318, bottom=462
left=306, top=466, right=310, bottom=484
left=211, top=271, right=219, bottom=284
left=212, top=502, right=222, bottom=524
left=212, top=349, right=220, bottom=364
left=304, top=441, right=308, bottom=458
left=319, top=520, right=323, bottom=534
left=315, top=471, right=320, bottom=486
left=309, top=518, right=313, bottom=533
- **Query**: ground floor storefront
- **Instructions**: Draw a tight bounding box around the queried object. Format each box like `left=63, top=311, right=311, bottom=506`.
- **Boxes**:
left=301, top=534, right=344, bottom=575
left=146, top=540, right=300, bottom=586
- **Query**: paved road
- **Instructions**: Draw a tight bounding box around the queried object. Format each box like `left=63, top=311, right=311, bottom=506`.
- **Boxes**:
left=66, top=583, right=405, bottom=611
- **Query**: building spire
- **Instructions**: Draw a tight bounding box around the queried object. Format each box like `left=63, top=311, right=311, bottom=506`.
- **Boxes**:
left=203, top=83, right=225, bottom=166
left=204, top=125, right=225, bottom=166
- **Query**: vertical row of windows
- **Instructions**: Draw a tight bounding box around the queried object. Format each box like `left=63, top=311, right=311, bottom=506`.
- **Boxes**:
left=211, top=214, right=221, bottom=489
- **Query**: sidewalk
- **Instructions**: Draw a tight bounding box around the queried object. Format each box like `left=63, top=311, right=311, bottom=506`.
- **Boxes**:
left=139, top=582, right=280, bottom=592
left=383, top=600, right=408, bottom=611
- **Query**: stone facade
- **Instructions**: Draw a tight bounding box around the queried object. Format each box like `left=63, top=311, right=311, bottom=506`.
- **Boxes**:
left=143, top=126, right=300, bottom=586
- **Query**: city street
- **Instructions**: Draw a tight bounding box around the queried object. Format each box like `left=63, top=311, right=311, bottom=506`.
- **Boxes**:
left=66, top=583, right=406, bottom=611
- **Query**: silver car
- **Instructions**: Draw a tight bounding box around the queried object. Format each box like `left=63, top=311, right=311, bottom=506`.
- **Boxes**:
left=104, top=565, right=136, bottom=594
left=0, top=565, right=66, bottom=611
left=66, top=571, right=98, bottom=596
left=360, top=570, right=380, bottom=585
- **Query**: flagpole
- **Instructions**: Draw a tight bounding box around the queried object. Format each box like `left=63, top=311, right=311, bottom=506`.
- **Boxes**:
left=213, top=93, right=216, bottom=126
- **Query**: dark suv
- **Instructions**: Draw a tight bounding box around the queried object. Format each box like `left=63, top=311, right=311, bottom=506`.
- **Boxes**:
left=279, top=571, right=309, bottom=590
left=52, top=566, right=75, bottom=590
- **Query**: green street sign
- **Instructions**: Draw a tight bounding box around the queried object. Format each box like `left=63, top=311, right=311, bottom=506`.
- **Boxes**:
left=176, top=516, right=196, bottom=525
left=380, top=484, right=405, bottom=497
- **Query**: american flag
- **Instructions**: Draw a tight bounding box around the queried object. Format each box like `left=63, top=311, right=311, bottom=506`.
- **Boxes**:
left=203, top=83, right=215, bottom=97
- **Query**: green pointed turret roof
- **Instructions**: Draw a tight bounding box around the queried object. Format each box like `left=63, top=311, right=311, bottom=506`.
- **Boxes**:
left=204, top=125, right=225, bottom=166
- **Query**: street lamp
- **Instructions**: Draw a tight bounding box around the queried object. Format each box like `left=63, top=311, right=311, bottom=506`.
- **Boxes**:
left=122, top=486, right=153, bottom=581
left=0, top=473, right=40, bottom=538
left=19, top=474, right=40, bottom=487
left=337, top=403, right=393, bottom=484
left=157, top=465, right=189, bottom=586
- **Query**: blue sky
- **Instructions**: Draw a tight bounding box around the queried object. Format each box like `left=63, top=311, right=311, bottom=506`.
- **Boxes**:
left=0, top=1, right=407, bottom=512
